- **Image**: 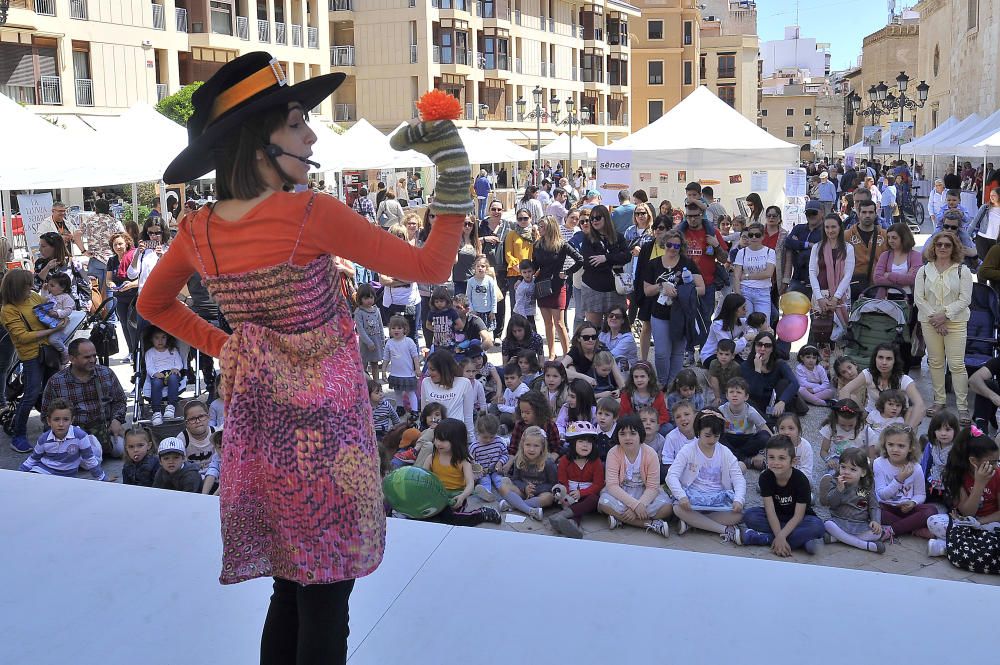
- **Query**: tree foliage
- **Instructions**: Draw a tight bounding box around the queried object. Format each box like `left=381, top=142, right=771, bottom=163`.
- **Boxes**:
left=156, top=82, right=204, bottom=125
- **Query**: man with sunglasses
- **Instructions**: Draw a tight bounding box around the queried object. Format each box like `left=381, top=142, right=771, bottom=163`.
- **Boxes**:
left=679, top=200, right=728, bottom=344
left=783, top=200, right=824, bottom=296
left=921, top=209, right=978, bottom=260
left=844, top=199, right=888, bottom=300
left=480, top=202, right=511, bottom=332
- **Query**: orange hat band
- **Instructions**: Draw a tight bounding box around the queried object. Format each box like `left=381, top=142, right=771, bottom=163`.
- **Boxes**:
left=208, top=58, right=287, bottom=125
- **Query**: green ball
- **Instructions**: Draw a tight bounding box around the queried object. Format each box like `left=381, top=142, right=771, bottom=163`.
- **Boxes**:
left=382, top=466, right=450, bottom=519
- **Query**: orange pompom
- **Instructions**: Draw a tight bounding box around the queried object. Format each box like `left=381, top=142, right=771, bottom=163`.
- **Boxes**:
left=416, top=90, right=462, bottom=121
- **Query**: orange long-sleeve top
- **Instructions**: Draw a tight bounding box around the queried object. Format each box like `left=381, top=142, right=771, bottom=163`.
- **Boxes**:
left=137, top=191, right=462, bottom=358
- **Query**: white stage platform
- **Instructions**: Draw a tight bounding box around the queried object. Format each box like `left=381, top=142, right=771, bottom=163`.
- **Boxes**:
left=0, top=469, right=995, bottom=665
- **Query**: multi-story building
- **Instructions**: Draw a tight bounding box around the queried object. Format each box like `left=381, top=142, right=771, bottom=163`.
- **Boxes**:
left=0, top=0, right=332, bottom=122
left=329, top=0, right=639, bottom=147
left=760, top=25, right=829, bottom=79
left=698, top=0, right=757, bottom=121
left=759, top=72, right=844, bottom=161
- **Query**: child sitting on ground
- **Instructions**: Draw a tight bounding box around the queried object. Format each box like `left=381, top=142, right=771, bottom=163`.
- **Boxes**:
left=666, top=369, right=707, bottom=413
left=460, top=358, right=488, bottom=415
left=470, top=414, right=509, bottom=501
left=661, top=400, right=697, bottom=478
left=19, top=398, right=107, bottom=481
left=590, top=350, right=623, bottom=400
left=873, top=425, right=937, bottom=540
left=719, top=377, right=772, bottom=471
left=820, top=399, right=866, bottom=477
left=795, top=345, right=834, bottom=407
left=144, top=326, right=185, bottom=426
left=551, top=421, right=606, bottom=539
left=708, top=339, right=742, bottom=406
left=202, top=430, right=223, bottom=495
left=121, top=425, right=159, bottom=487
left=555, top=378, right=597, bottom=439
left=739, top=435, right=826, bottom=555
left=619, top=361, right=670, bottom=435
left=152, top=436, right=202, bottom=493
left=820, top=447, right=885, bottom=554
left=410, top=402, right=446, bottom=469
left=507, top=390, right=562, bottom=459
left=593, top=396, right=620, bottom=462
left=516, top=349, right=543, bottom=388
left=638, top=405, right=666, bottom=460
left=919, top=409, right=958, bottom=509
left=495, top=362, right=528, bottom=431
left=667, top=409, right=747, bottom=543
left=208, top=396, right=225, bottom=429
left=597, top=414, right=672, bottom=537
left=541, top=360, right=569, bottom=413
left=863, top=389, right=906, bottom=454
left=775, top=413, right=814, bottom=485
left=498, top=425, right=558, bottom=520
left=369, top=379, right=401, bottom=440
left=420, top=418, right=502, bottom=526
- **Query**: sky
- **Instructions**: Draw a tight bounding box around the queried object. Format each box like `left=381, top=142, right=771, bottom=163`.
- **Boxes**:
left=755, top=0, right=900, bottom=72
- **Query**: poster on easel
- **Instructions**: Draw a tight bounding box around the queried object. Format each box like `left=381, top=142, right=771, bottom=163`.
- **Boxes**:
left=862, top=125, right=882, bottom=147
left=596, top=150, right=632, bottom=204
left=889, top=121, right=914, bottom=146
left=16, top=193, right=53, bottom=255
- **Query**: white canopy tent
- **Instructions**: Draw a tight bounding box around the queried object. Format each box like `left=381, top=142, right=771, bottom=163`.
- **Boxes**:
left=910, top=114, right=981, bottom=156
left=540, top=132, right=598, bottom=161
left=975, top=127, right=1000, bottom=150
left=329, top=120, right=431, bottom=170
left=456, top=127, right=534, bottom=163
left=898, top=116, right=958, bottom=155
left=598, top=86, right=798, bottom=218
left=930, top=110, right=1000, bottom=157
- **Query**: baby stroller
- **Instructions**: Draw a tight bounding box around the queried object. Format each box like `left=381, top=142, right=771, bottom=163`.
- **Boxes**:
left=841, top=286, right=911, bottom=371
left=0, top=298, right=114, bottom=435
left=130, top=326, right=201, bottom=440
left=965, top=283, right=1000, bottom=374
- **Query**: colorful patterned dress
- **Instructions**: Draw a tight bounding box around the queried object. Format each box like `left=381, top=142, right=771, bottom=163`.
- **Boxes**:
left=191, top=195, right=385, bottom=585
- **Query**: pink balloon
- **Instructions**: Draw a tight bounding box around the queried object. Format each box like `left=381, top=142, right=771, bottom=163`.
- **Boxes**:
left=776, top=314, right=809, bottom=343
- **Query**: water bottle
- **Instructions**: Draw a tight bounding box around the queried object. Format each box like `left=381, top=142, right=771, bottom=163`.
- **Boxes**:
left=681, top=267, right=693, bottom=284
left=706, top=244, right=714, bottom=256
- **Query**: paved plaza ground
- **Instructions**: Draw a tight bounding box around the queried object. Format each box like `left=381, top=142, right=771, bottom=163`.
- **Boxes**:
left=1, top=311, right=997, bottom=588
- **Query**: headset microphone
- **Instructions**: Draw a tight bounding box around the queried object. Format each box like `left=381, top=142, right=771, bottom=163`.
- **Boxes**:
left=264, top=144, right=321, bottom=168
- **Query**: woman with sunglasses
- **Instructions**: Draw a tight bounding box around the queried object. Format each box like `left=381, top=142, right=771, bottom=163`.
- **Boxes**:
left=915, top=230, right=974, bottom=424
left=561, top=322, right=607, bottom=385
left=452, top=214, right=481, bottom=297
left=599, top=305, right=637, bottom=371
left=517, top=185, right=544, bottom=225
left=532, top=213, right=583, bottom=359
left=732, top=222, right=775, bottom=318
left=633, top=218, right=670, bottom=361
left=624, top=202, right=655, bottom=321
left=740, top=330, right=799, bottom=419
left=643, top=228, right=705, bottom=388
left=504, top=209, right=537, bottom=331
left=569, top=208, right=592, bottom=332
left=580, top=204, right=629, bottom=326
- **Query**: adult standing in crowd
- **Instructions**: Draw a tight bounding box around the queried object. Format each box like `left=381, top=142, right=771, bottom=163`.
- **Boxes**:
left=761, top=206, right=787, bottom=308
left=611, top=189, right=636, bottom=235
left=915, top=230, right=974, bottom=423
left=106, top=232, right=139, bottom=359
left=740, top=330, right=798, bottom=419
left=517, top=185, right=544, bottom=225
left=677, top=200, right=727, bottom=339
left=474, top=169, right=492, bottom=221
left=744, top=192, right=764, bottom=226
left=815, top=172, right=838, bottom=217
left=972, top=187, right=1000, bottom=261
left=532, top=213, right=583, bottom=360
left=839, top=344, right=925, bottom=431
left=41, top=338, right=128, bottom=458
left=809, top=214, right=855, bottom=339
left=873, top=223, right=920, bottom=297
left=479, top=200, right=510, bottom=334
left=37, top=201, right=85, bottom=255
left=928, top=179, right=947, bottom=223
left=579, top=204, right=629, bottom=326
left=624, top=202, right=655, bottom=324
left=633, top=214, right=669, bottom=362
left=452, top=214, right=481, bottom=297
left=376, top=190, right=404, bottom=229
left=79, top=198, right=124, bottom=293
left=844, top=199, right=888, bottom=300
left=732, top=222, right=775, bottom=317
left=0, top=269, right=67, bottom=453
left=352, top=186, right=375, bottom=222
left=783, top=200, right=824, bottom=296
left=504, top=209, right=536, bottom=325
left=643, top=228, right=705, bottom=387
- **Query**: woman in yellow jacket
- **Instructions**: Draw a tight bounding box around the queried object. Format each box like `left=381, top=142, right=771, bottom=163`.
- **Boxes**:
left=0, top=269, right=67, bottom=452
left=504, top=210, right=536, bottom=322
left=914, top=230, right=973, bottom=423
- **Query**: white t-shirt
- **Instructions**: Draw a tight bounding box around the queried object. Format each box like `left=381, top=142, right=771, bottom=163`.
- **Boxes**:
left=662, top=428, right=696, bottom=465
left=890, top=257, right=912, bottom=294
left=980, top=208, right=1000, bottom=241
left=687, top=444, right=723, bottom=494
left=735, top=246, right=776, bottom=290
left=862, top=369, right=914, bottom=413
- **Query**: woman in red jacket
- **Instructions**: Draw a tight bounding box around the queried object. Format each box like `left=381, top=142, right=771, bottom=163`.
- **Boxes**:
left=138, top=54, right=471, bottom=664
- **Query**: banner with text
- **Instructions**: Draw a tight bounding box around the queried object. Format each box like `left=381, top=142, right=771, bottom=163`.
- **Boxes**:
left=596, top=150, right=632, bottom=204
left=16, top=193, right=53, bottom=254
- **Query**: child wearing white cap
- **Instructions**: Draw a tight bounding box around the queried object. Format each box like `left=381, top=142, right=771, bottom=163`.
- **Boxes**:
left=152, top=436, right=202, bottom=493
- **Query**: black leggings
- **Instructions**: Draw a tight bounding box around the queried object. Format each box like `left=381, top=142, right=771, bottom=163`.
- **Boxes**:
left=260, top=577, right=355, bottom=665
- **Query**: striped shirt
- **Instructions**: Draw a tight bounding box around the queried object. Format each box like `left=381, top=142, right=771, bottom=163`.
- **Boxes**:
left=20, top=426, right=106, bottom=481
left=470, top=436, right=509, bottom=474
left=372, top=398, right=402, bottom=436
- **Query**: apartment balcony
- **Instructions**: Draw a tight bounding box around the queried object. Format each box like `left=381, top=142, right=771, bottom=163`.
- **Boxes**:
left=582, top=71, right=604, bottom=89
left=329, top=0, right=353, bottom=10
left=433, top=47, right=472, bottom=68
left=410, top=44, right=417, bottom=63
left=257, top=19, right=270, bottom=42
left=308, top=27, right=319, bottom=48
left=276, top=23, right=286, bottom=45
left=505, top=105, right=513, bottom=122
left=152, top=2, right=164, bottom=29
left=331, top=45, right=355, bottom=66
left=477, top=53, right=509, bottom=71
left=718, top=67, right=736, bottom=79
left=334, top=103, right=356, bottom=122
left=583, top=26, right=604, bottom=42
left=547, top=17, right=555, bottom=32
left=478, top=1, right=510, bottom=24
left=432, top=0, right=471, bottom=13
left=74, top=78, right=93, bottom=106
left=40, top=75, right=61, bottom=105
left=70, top=0, right=87, bottom=19
left=236, top=16, right=249, bottom=40
left=176, top=7, right=188, bottom=32
left=292, top=24, right=302, bottom=47
left=34, top=0, right=56, bottom=15
left=156, top=84, right=168, bottom=101
left=607, top=30, right=628, bottom=48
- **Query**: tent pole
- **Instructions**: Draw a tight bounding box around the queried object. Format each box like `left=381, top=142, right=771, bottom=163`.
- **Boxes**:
left=159, top=179, right=168, bottom=221
left=0, top=190, right=9, bottom=244
left=131, top=183, right=139, bottom=225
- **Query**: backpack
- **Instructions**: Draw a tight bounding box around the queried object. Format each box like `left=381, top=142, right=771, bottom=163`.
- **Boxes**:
left=946, top=516, right=1000, bottom=575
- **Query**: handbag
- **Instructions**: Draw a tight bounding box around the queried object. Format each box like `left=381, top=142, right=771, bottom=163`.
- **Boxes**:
left=613, top=269, right=633, bottom=296
left=534, top=278, right=554, bottom=299
left=18, top=310, right=62, bottom=372
left=946, top=516, right=1000, bottom=575
left=808, top=310, right=835, bottom=344
left=90, top=319, right=120, bottom=358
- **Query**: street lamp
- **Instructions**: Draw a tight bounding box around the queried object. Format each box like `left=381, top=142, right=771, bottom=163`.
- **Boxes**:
left=846, top=71, right=929, bottom=161
left=517, top=85, right=546, bottom=180
left=554, top=96, right=585, bottom=176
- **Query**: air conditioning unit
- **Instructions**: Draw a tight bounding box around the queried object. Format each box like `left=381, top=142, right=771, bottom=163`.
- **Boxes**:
left=141, top=39, right=153, bottom=47
left=706, top=15, right=717, bottom=21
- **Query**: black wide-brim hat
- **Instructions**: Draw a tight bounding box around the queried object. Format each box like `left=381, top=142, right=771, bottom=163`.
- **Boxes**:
left=163, top=51, right=344, bottom=183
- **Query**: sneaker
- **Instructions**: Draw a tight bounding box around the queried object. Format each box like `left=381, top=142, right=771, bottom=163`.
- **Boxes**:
left=9, top=435, right=30, bottom=453
left=497, top=499, right=510, bottom=512
left=646, top=519, right=669, bottom=539
left=804, top=538, right=825, bottom=555
left=868, top=541, right=886, bottom=554
left=163, top=405, right=176, bottom=419
left=479, top=507, right=502, bottom=525
left=722, top=525, right=743, bottom=545
left=823, top=533, right=835, bottom=545
left=608, top=514, right=621, bottom=530
left=151, top=412, right=164, bottom=426
left=740, top=527, right=773, bottom=547
left=529, top=506, right=544, bottom=521
left=677, top=519, right=690, bottom=536
left=928, top=539, right=947, bottom=557
left=473, top=485, right=495, bottom=502
left=550, top=514, right=584, bottom=539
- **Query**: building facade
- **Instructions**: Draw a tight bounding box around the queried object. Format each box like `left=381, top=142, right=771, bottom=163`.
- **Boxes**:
left=1, top=0, right=332, bottom=122
left=760, top=25, right=829, bottom=79
left=698, top=0, right=757, bottom=121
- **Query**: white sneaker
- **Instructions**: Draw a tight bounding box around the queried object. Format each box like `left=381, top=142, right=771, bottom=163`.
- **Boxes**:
left=473, top=485, right=495, bottom=502
left=677, top=519, right=690, bottom=536
left=163, top=405, right=176, bottom=419
left=928, top=539, right=947, bottom=557
left=151, top=412, right=163, bottom=426
left=529, top=507, right=543, bottom=521
left=608, top=515, right=620, bottom=530
left=497, top=499, right=510, bottom=512
left=647, top=519, right=669, bottom=539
